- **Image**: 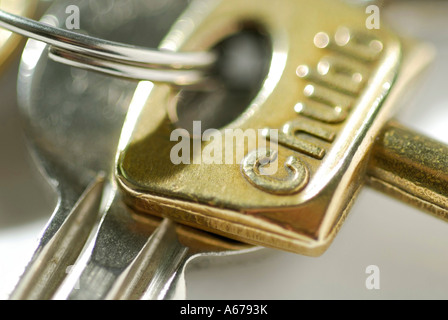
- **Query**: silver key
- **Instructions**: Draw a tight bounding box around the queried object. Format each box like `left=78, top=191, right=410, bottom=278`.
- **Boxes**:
left=9, top=0, right=191, bottom=299
left=7, top=0, right=259, bottom=300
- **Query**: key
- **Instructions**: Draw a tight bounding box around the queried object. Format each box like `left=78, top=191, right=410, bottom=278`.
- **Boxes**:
left=116, top=0, right=448, bottom=258
left=66, top=191, right=253, bottom=300
left=8, top=0, right=195, bottom=300
left=9, top=0, right=260, bottom=301
left=0, top=0, right=36, bottom=71
left=66, top=24, right=271, bottom=301
left=2, top=0, right=444, bottom=300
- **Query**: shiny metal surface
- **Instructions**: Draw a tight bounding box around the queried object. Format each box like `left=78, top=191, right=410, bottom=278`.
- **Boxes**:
left=0, top=5, right=214, bottom=85
left=0, top=0, right=447, bottom=300
left=0, top=0, right=37, bottom=72
left=47, top=46, right=207, bottom=85
left=115, top=0, right=433, bottom=256
left=368, top=121, right=448, bottom=220
left=68, top=196, right=253, bottom=300
left=9, top=0, right=193, bottom=299
left=8, top=0, right=256, bottom=300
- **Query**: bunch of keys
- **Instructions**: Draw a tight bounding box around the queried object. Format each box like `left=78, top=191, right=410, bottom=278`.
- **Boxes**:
left=0, top=0, right=447, bottom=299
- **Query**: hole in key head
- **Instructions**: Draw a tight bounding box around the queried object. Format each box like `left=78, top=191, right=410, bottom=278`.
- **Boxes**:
left=171, top=26, right=272, bottom=136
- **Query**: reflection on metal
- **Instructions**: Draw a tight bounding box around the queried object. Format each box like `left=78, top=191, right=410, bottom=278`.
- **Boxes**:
left=242, top=148, right=310, bottom=195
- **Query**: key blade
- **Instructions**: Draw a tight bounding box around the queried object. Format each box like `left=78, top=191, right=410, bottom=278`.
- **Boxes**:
left=367, top=121, right=448, bottom=221
left=115, top=0, right=434, bottom=255
left=67, top=189, right=251, bottom=300
left=9, top=174, right=105, bottom=300
left=105, top=219, right=190, bottom=300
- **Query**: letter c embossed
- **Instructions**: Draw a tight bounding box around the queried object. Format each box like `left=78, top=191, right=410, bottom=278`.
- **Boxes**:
left=241, top=148, right=309, bottom=195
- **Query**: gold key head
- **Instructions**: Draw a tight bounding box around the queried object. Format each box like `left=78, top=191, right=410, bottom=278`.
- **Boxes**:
left=0, top=0, right=36, bottom=70
left=116, top=0, right=434, bottom=256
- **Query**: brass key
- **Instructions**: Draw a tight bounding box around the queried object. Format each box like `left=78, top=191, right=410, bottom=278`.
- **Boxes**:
left=116, top=0, right=447, bottom=257
left=2, top=0, right=447, bottom=300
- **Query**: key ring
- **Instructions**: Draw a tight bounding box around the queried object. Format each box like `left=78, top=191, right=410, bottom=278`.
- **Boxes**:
left=0, top=8, right=216, bottom=86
